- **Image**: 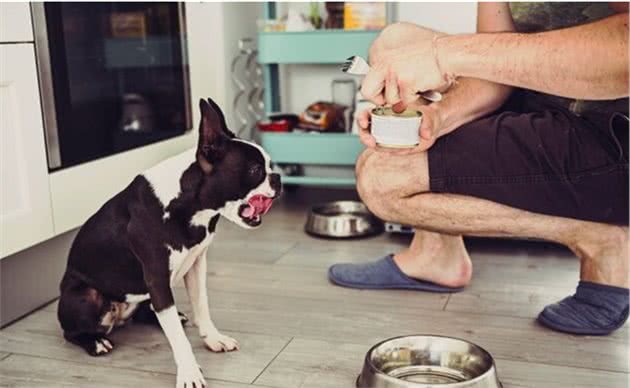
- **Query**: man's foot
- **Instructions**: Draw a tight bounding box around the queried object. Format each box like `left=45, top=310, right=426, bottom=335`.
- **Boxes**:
left=328, top=230, right=470, bottom=292
left=571, top=225, right=629, bottom=288
left=538, top=225, right=629, bottom=335
left=328, top=255, right=464, bottom=292
left=393, top=231, right=472, bottom=288
left=538, top=281, right=629, bottom=335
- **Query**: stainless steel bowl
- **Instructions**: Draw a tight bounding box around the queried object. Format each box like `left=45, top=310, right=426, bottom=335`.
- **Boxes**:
left=357, top=335, right=502, bottom=388
left=304, top=201, right=383, bottom=238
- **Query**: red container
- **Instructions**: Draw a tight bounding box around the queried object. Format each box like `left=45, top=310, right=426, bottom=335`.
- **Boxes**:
left=257, top=119, right=290, bottom=132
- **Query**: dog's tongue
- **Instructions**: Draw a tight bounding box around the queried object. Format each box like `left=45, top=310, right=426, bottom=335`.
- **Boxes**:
left=242, top=195, right=273, bottom=219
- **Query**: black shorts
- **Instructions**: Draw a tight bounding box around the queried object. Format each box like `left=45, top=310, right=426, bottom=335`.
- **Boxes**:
left=428, top=91, right=629, bottom=225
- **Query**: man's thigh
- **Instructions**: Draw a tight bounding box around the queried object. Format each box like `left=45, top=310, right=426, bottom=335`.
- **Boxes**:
left=427, top=102, right=629, bottom=225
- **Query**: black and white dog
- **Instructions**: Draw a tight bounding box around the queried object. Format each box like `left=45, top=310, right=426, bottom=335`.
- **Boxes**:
left=58, top=98, right=281, bottom=387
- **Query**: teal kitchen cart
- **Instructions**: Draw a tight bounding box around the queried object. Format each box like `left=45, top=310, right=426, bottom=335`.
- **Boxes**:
left=257, top=3, right=380, bottom=187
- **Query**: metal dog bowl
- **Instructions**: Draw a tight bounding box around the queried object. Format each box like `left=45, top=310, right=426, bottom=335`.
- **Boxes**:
left=305, top=201, right=383, bottom=238
left=357, top=335, right=502, bottom=388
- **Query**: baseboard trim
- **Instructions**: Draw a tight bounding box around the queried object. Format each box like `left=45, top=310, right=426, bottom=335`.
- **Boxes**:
left=0, top=229, right=77, bottom=328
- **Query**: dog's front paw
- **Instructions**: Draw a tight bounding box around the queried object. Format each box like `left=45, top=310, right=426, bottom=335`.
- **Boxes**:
left=203, top=333, right=239, bottom=352
left=90, top=337, right=114, bottom=356
left=176, top=363, right=205, bottom=388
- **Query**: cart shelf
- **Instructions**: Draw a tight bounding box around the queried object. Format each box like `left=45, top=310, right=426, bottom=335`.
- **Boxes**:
left=280, top=176, right=357, bottom=187
left=257, top=30, right=379, bottom=64
left=259, top=132, right=363, bottom=165
left=259, top=132, right=363, bottom=187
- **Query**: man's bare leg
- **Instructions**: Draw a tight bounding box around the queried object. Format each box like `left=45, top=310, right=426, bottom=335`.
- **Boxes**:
left=356, top=148, right=628, bottom=287
left=347, top=148, right=629, bottom=334
left=393, top=230, right=472, bottom=288
left=384, top=192, right=628, bottom=287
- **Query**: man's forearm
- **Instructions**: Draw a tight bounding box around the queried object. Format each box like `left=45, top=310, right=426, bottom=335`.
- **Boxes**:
left=431, top=2, right=512, bottom=137
left=438, top=13, right=629, bottom=100
left=433, top=77, right=512, bottom=136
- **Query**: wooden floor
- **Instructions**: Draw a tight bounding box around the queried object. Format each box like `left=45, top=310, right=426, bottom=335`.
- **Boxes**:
left=1, top=189, right=628, bottom=387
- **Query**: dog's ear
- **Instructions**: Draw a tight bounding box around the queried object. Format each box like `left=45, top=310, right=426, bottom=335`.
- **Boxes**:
left=206, top=97, right=236, bottom=139
left=197, top=98, right=230, bottom=174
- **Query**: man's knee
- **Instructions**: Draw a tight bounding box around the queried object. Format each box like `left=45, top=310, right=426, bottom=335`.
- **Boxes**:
left=357, top=176, right=390, bottom=221
left=355, top=148, right=431, bottom=220
left=355, top=150, right=398, bottom=219
left=355, top=147, right=374, bottom=178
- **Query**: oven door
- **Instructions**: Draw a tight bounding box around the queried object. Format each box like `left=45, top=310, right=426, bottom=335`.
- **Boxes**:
left=32, top=2, right=191, bottom=171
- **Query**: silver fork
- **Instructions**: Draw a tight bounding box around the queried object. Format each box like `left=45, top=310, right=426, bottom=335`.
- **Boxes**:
left=342, top=55, right=443, bottom=102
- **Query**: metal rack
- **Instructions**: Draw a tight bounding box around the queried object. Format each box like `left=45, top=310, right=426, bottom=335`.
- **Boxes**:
left=257, top=3, right=381, bottom=187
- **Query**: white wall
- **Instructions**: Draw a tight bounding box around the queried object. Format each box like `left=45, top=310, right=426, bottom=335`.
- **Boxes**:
left=222, top=2, right=263, bottom=134
left=397, top=2, right=477, bottom=34
left=278, top=2, right=477, bottom=114
left=186, top=2, right=227, bottom=130
left=186, top=2, right=262, bottom=135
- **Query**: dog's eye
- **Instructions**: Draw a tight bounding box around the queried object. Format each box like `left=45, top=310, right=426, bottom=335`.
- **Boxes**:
left=248, top=164, right=263, bottom=178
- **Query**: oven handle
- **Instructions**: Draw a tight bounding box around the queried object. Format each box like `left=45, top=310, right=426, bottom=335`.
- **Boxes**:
left=31, top=2, right=62, bottom=170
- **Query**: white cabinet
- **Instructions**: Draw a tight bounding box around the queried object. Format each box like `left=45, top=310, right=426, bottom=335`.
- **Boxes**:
left=49, top=132, right=195, bottom=235
left=0, top=3, right=34, bottom=43
left=0, top=44, right=54, bottom=258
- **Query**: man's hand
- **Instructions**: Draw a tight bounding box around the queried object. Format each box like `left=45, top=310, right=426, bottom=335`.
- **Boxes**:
left=361, top=23, right=451, bottom=109
left=357, top=4, right=516, bottom=156
left=357, top=102, right=444, bottom=152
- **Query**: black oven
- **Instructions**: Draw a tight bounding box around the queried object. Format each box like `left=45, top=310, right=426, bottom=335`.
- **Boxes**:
left=32, top=2, right=191, bottom=171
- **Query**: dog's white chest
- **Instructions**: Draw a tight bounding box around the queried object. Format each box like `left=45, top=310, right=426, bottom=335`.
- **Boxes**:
left=167, top=232, right=214, bottom=286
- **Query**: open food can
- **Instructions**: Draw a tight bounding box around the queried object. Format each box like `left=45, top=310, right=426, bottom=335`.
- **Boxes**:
left=370, top=107, right=422, bottom=148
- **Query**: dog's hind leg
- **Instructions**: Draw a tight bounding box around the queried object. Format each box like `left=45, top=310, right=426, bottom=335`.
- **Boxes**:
left=184, top=247, right=239, bottom=352
left=58, top=283, right=115, bottom=356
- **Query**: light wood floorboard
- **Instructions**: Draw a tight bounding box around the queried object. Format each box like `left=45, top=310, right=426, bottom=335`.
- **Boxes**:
left=254, top=337, right=629, bottom=388
left=0, top=353, right=263, bottom=388
left=0, top=307, right=290, bottom=384
left=1, top=193, right=627, bottom=387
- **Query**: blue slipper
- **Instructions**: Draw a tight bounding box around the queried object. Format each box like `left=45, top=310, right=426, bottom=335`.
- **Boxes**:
left=328, top=254, right=464, bottom=293
left=537, top=281, right=629, bottom=336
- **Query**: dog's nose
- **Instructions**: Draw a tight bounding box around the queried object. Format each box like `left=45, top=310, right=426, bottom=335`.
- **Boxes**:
left=269, top=173, right=282, bottom=197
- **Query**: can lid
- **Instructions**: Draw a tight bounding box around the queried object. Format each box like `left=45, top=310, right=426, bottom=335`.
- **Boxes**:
left=371, top=107, right=422, bottom=118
